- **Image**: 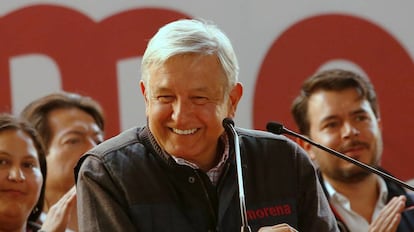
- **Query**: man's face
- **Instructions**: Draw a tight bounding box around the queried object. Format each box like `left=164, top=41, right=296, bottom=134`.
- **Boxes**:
left=47, top=108, right=103, bottom=190
left=304, top=88, right=383, bottom=183
left=141, top=54, right=242, bottom=170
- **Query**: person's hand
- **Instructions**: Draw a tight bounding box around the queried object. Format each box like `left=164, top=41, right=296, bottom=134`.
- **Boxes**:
left=368, top=195, right=406, bottom=232
left=40, top=186, right=77, bottom=232
left=258, top=223, right=298, bottom=232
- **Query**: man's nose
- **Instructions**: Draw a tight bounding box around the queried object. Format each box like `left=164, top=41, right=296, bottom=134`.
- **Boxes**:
left=171, top=99, right=193, bottom=122
left=341, top=122, right=360, bottom=139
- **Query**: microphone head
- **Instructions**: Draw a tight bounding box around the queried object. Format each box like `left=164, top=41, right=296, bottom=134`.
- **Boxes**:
left=266, top=122, right=285, bottom=135
left=222, top=117, right=235, bottom=128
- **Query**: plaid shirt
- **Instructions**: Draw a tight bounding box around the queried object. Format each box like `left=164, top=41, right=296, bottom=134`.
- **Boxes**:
left=173, top=133, right=229, bottom=185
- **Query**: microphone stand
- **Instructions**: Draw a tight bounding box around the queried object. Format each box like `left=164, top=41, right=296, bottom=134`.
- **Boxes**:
left=223, top=118, right=252, bottom=232
left=266, top=122, right=414, bottom=192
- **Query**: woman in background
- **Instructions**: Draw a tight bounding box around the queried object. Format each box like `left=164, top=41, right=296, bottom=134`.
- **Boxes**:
left=0, top=113, right=46, bottom=232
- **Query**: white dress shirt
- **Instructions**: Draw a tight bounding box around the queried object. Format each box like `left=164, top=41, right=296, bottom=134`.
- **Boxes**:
left=324, top=176, right=388, bottom=232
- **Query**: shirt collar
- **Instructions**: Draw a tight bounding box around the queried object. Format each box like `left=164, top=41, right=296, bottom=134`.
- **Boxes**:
left=324, top=175, right=388, bottom=202
left=324, top=175, right=389, bottom=212
left=172, top=133, right=230, bottom=185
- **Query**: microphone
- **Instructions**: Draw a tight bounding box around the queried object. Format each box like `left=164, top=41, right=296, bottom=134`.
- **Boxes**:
left=222, top=118, right=252, bottom=232
left=266, top=121, right=414, bottom=191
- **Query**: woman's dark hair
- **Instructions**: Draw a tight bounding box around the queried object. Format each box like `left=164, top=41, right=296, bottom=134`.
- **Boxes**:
left=0, top=113, right=47, bottom=223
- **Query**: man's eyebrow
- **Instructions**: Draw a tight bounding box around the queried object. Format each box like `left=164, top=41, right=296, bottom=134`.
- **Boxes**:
left=350, top=108, right=368, bottom=115
left=320, top=115, right=339, bottom=123
left=0, top=151, right=11, bottom=156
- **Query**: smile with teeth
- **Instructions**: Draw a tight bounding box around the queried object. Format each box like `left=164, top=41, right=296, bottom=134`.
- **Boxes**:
left=172, top=128, right=197, bottom=135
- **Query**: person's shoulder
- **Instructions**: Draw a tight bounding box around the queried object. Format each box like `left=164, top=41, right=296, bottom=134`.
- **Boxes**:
left=90, top=127, right=143, bottom=155
left=236, top=127, right=283, bottom=138
left=75, top=127, right=146, bottom=174
left=235, top=127, right=309, bottom=158
left=235, top=127, right=313, bottom=168
left=77, top=126, right=146, bottom=167
left=236, top=126, right=305, bottom=151
left=236, top=126, right=290, bottom=143
left=407, top=191, right=414, bottom=201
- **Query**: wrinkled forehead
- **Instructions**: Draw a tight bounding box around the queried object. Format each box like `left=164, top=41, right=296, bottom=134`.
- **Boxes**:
left=146, top=54, right=230, bottom=89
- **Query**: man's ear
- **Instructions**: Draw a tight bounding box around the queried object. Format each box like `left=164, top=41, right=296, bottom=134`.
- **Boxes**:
left=140, top=80, right=147, bottom=101
left=140, top=80, right=149, bottom=116
left=377, top=117, right=382, bottom=131
left=295, top=137, right=316, bottom=160
left=228, top=83, right=243, bottom=118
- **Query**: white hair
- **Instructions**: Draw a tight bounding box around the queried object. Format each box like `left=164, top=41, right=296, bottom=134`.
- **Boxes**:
left=141, top=18, right=239, bottom=91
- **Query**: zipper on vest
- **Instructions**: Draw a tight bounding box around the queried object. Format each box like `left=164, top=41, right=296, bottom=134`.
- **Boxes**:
left=194, top=170, right=218, bottom=229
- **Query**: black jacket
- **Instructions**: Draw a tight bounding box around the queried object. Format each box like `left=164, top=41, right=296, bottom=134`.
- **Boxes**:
left=75, top=126, right=338, bottom=231
left=318, top=170, right=414, bottom=232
